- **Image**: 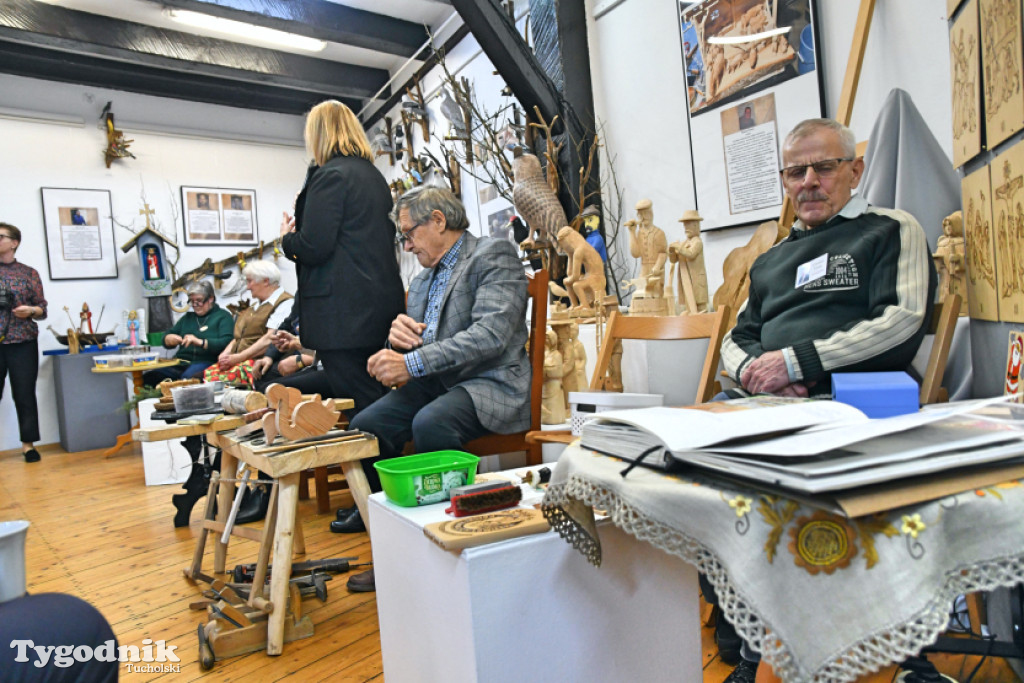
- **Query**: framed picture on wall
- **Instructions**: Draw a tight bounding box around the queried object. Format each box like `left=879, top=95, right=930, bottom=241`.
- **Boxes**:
left=180, top=186, right=258, bottom=246
left=39, top=187, right=118, bottom=280
left=678, top=0, right=825, bottom=230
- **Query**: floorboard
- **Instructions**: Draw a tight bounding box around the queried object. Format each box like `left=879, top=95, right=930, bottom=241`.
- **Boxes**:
left=2, top=445, right=1020, bottom=682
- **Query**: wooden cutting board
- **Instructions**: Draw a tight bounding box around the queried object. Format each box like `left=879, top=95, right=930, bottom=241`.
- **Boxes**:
left=422, top=508, right=549, bottom=551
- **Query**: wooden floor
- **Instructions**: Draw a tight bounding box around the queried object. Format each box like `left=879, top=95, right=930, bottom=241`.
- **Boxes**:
left=1, top=444, right=1019, bottom=682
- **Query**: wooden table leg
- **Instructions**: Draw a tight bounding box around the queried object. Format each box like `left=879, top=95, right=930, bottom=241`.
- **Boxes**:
left=214, top=450, right=239, bottom=574
left=103, top=370, right=146, bottom=458
left=267, top=472, right=300, bottom=656
left=340, top=460, right=372, bottom=539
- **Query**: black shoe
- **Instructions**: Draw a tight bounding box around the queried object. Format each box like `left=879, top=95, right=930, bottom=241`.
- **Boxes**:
left=715, top=611, right=742, bottom=666
left=235, top=481, right=270, bottom=525
left=22, top=449, right=40, bottom=463
left=335, top=505, right=358, bottom=521
left=329, top=508, right=366, bottom=533
left=724, top=659, right=759, bottom=683
left=346, top=568, right=375, bottom=592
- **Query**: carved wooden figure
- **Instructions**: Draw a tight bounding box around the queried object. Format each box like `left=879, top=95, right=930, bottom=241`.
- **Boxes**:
left=668, top=209, right=709, bottom=315
left=951, top=1, right=982, bottom=167
left=934, top=211, right=969, bottom=314
left=569, top=322, right=587, bottom=394
left=979, top=0, right=1024, bottom=148
left=512, top=150, right=569, bottom=245
left=556, top=226, right=606, bottom=317
left=261, top=383, right=339, bottom=443
left=963, top=164, right=999, bottom=320
left=541, top=329, right=567, bottom=425
left=712, top=219, right=778, bottom=327
left=991, top=149, right=1024, bottom=322
left=550, top=318, right=577, bottom=411
left=625, top=198, right=669, bottom=315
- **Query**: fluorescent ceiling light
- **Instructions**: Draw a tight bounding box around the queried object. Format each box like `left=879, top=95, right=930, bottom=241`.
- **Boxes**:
left=167, top=9, right=327, bottom=52
left=708, top=26, right=791, bottom=45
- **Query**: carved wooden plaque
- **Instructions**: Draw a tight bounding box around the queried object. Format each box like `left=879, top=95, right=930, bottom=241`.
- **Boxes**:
left=949, top=0, right=966, bottom=18
left=963, top=164, right=1000, bottom=320
left=990, top=142, right=1024, bottom=322
left=979, top=0, right=1024, bottom=148
left=951, top=0, right=982, bottom=167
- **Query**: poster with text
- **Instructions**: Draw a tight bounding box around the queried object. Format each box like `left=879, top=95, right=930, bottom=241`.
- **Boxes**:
left=181, top=187, right=257, bottom=246
left=679, top=0, right=823, bottom=230
left=40, top=188, right=117, bottom=280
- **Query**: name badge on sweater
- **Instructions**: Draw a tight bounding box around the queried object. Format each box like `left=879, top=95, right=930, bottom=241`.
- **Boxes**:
left=795, top=253, right=828, bottom=288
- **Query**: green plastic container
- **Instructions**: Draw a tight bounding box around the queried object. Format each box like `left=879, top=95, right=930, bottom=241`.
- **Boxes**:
left=374, top=450, right=480, bottom=507
left=148, top=332, right=166, bottom=347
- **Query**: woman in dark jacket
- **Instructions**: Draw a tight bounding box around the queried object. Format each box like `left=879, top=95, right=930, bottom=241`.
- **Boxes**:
left=280, top=100, right=404, bottom=413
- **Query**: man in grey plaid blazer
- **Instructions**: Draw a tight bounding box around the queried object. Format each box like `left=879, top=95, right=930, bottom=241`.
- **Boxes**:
left=342, top=186, right=530, bottom=536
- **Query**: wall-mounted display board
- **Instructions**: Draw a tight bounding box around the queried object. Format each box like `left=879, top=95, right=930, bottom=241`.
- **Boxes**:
left=40, top=188, right=118, bottom=280
left=950, top=0, right=982, bottom=167
left=962, top=164, right=1000, bottom=320
left=979, top=0, right=1024, bottom=149
left=678, top=0, right=823, bottom=231
left=990, top=141, right=1024, bottom=322
left=180, top=187, right=257, bottom=247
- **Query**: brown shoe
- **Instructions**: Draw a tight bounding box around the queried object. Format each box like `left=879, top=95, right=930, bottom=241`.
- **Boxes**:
left=347, top=568, right=375, bottom=593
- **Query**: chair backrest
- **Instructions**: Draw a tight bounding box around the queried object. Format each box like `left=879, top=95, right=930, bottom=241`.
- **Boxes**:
left=525, top=270, right=549, bottom=429
left=920, top=293, right=961, bottom=405
left=590, top=305, right=731, bottom=405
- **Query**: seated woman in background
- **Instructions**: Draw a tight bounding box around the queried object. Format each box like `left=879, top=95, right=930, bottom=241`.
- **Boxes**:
left=142, top=280, right=233, bottom=386
left=202, top=259, right=293, bottom=388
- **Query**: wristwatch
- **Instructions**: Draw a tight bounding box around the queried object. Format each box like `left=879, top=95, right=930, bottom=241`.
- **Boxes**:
left=294, top=352, right=305, bottom=369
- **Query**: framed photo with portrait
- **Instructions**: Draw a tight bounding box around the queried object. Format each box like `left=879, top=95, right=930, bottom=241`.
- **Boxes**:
left=679, top=0, right=825, bottom=230
left=181, top=186, right=258, bottom=246
left=39, top=187, right=118, bottom=280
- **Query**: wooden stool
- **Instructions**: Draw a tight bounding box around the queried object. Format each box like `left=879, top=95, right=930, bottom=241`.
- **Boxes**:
left=298, top=465, right=351, bottom=514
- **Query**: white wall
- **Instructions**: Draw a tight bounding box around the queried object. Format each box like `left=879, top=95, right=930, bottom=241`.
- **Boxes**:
left=0, top=74, right=308, bottom=450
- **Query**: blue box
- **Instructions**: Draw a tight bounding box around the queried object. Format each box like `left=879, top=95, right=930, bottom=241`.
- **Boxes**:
left=831, top=371, right=919, bottom=419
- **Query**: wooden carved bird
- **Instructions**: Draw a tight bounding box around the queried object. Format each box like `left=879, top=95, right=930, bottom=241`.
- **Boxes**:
left=512, top=150, right=568, bottom=243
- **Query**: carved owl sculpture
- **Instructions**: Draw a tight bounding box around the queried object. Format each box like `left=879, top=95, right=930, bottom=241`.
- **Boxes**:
left=512, top=151, right=568, bottom=243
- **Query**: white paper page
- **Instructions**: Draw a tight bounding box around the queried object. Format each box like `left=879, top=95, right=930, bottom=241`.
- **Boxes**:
left=711, top=396, right=1015, bottom=457
left=686, top=443, right=1024, bottom=493
left=587, top=401, right=868, bottom=452
left=703, top=420, right=1022, bottom=476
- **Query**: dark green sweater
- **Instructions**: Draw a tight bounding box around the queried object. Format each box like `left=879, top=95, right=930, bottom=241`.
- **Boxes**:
left=165, top=304, right=234, bottom=364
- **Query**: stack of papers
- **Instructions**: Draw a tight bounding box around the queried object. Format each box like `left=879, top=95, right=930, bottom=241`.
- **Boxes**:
left=580, top=398, right=1024, bottom=494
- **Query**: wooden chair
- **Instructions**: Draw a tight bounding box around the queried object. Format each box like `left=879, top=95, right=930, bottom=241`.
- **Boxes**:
left=919, top=293, right=962, bottom=405
left=528, top=305, right=731, bottom=446
left=462, top=269, right=549, bottom=466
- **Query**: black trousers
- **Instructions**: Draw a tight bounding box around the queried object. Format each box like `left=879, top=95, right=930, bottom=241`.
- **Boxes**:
left=350, top=378, right=487, bottom=493
left=317, top=347, right=389, bottom=416
left=256, top=365, right=333, bottom=396
left=0, top=339, right=40, bottom=443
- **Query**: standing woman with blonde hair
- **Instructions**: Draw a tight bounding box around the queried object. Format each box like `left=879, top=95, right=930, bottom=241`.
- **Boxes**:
left=0, top=222, right=47, bottom=463
left=280, top=100, right=403, bottom=415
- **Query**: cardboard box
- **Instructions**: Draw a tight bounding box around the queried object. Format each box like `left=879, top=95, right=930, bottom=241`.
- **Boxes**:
left=832, top=371, right=918, bottom=418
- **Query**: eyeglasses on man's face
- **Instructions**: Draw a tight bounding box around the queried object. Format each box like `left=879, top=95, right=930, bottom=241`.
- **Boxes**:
left=779, top=157, right=854, bottom=183
left=189, top=297, right=211, bottom=307
left=395, top=222, right=425, bottom=246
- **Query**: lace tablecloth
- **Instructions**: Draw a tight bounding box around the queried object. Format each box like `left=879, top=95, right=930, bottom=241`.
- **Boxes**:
left=541, top=443, right=1024, bottom=683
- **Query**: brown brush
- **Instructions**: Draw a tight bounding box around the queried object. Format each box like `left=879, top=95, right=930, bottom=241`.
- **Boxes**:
left=445, top=485, right=522, bottom=517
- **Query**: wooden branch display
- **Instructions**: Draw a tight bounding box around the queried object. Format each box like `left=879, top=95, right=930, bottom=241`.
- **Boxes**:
left=404, top=81, right=430, bottom=142
left=375, top=117, right=396, bottom=166
left=171, top=242, right=277, bottom=291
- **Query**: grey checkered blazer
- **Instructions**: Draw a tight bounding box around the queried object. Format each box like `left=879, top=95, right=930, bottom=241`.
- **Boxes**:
left=407, top=232, right=530, bottom=434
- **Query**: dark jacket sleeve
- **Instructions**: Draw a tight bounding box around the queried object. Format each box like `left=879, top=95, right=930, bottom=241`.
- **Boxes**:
left=281, top=167, right=344, bottom=267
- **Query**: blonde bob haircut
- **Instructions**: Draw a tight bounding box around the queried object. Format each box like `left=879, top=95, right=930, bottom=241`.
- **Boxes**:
left=304, top=100, right=374, bottom=166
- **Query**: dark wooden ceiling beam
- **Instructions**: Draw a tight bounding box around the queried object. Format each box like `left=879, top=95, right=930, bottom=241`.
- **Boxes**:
left=0, top=40, right=360, bottom=115
left=0, top=0, right=388, bottom=99
left=150, top=0, right=430, bottom=57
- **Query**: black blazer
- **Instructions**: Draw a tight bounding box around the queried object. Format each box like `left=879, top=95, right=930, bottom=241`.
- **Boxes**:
left=282, top=155, right=403, bottom=351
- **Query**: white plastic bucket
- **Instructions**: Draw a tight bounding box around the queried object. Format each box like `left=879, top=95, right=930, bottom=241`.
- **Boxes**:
left=0, top=520, right=29, bottom=602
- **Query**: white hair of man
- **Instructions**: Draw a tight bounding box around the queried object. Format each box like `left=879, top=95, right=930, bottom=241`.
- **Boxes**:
left=784, top=118, right=857, bottom=158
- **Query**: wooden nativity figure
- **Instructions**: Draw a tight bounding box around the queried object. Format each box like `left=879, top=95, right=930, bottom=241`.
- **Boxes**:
left=541, top=329, right=567, bottom=425
left=624, top=198, right=668, bottom=315
left=668, top=209, right=709, bottom=314
left=934, top=210, right=968, bottom=315
left=555, top=226, right=606, bottom=318
left=550, top=315, right=577, bottom=412
left=120, top=203, right=177, bottom=333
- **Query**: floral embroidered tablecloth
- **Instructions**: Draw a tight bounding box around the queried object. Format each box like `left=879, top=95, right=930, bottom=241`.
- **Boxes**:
left=541, top=442, right=1024, bottom=683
